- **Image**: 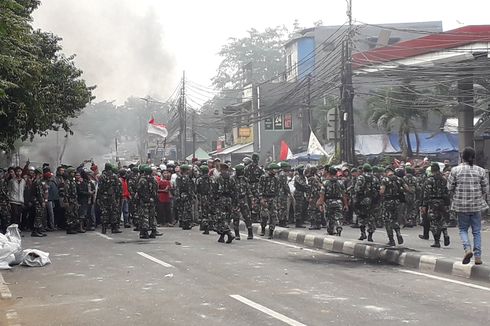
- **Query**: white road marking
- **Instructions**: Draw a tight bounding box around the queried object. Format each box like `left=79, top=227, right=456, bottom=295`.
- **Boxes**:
left=241, top=233, right=340, bottom=257
left=94, top=232, right=113, bottom=240
left=137, top=252, right=174, bottom=268
left=399, top=269, right=490, bottom=291
left=230, top=295, right=307, bottom=326
left=0, top=273, right=12, bottom=299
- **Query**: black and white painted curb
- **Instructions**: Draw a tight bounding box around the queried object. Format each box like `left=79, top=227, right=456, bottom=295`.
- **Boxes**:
left=241, top=223, right=490, bottom=283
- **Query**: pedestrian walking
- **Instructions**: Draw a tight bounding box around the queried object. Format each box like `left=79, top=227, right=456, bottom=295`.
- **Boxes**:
left=447, top=147, right=488, bottom=265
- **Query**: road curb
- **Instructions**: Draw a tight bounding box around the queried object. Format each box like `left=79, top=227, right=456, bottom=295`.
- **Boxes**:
left=241, top=223, right=490, bottom=283
left=0, top=272, right=12, bottom=299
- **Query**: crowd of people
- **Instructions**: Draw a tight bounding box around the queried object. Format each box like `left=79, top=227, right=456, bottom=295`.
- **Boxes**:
left=0, top=147, right=486, bottom=265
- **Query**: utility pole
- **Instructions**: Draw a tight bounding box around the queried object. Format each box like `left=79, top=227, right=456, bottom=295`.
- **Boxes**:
left=304, top=74, right=312, bottom=144
left=179, top=71, right=186, bottom=160
left=192, top=110, right=196, bottom=160
left=340, top=0, right=355, bottom=163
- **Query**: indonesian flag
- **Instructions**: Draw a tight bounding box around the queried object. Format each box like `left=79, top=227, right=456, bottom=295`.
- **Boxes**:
left=279, top=140, right=293, bottom=161
left=148, top=117, right=168, bottom=138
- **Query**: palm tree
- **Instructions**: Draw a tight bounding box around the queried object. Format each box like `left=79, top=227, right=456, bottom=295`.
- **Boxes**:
left=365, top=81, right=425, bottom=159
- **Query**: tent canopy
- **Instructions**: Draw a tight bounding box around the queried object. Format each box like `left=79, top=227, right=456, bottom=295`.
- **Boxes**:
left=186, top=147, right=210, bottom=160
left=388, top=132, right=458, bottom=154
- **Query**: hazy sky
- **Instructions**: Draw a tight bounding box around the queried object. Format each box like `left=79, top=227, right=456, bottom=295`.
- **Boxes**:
left=33, top=0, right=490, bottom=103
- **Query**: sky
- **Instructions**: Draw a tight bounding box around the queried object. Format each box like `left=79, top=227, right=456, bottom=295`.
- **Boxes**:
left=32, top=0, right=490, bottom=104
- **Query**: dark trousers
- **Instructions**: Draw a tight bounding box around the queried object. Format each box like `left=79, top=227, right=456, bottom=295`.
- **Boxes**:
left=10, top=203, right=23, bottom=225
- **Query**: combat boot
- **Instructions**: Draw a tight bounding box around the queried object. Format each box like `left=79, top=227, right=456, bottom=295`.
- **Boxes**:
left=77, top=222, right=86, bottom=233
left=101, top=224, right=107, bottom=234
left=202, top=225, right=209, bottom=235
left=226, top=231, right=235, bottom=243
left=442, top=229, right=450, bottom=246
left=268, top=228, right=274, bottom=239
left=260, top=225, right=266, bottom=236
left=66, top=225, right=78, bottom=234
left=139, top=230, right=149, bottom=239
left=154, top=229, right=163, bottom=236
left=149, top=230, right=157, bottom=238
left=358, top=226, right=367, bottom=240
left=387, top=235, right=396, bottom=246
left=31, top=228, right=43, bottom=237
left=247, top=227, right=254, bottom=240
left=234, top=229, right=241, bottom=240
left=336, top=227, right=342, bottom=237
left=395, top=229, right=404, bottom=245
left=111, top=226, right=122, bottom=234
left=367, top=232, right=374, bottom=242
left=431, top=240, right=441, bottom=248
left=218, top=233, right=225, bottom=243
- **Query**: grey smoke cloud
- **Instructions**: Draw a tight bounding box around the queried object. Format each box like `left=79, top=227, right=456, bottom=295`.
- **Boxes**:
left=32, top=0, right=177, bottom=103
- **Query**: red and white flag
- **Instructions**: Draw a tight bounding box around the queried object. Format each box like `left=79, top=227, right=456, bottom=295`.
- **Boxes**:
left=148, top=117, right=168, bottom=138
left=279, top=140, right=293, bottom=161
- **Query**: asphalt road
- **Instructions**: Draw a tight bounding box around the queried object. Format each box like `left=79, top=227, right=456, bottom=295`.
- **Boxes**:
left=0, top=227, right=489, bottom=326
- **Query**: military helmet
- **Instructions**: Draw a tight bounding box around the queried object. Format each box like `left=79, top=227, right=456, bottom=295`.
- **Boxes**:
left=385, top=165, right=394, bottom=172
left=280, top=161, right=291, bottom=170
left=296, top=164, right=305, bottom=171
left=430, top=162, right=440, bottom=172
left=405, top=166, right=414, bottom=174
left=139, top=164, right=148, bottom=173
left=66, top=167, right=76, bottom=174
left=34, top=167, right=43, bottom=174
left=200, top=165, right=209, bottom=173
left=351, top=168, right=359, bottom=173
left=242, top=157, right=252, bottom=166
left=251, top=153, right=259, bottom=163
left=268, top=163, right=280, bottom=170
left=328, top=167, right=337, bottom=175
left=180, top=164, right=191, bottom=171
left=104, top=162, right=112, bottom=171
left=394, top=167, right=405, bottom=178
left=235, top=164, right=245, bottom=171
left=143, top=165, right=152, bottom=174
left=362, top=163, right=372, bottom=172
left=131, top=167, right=139, bottom=173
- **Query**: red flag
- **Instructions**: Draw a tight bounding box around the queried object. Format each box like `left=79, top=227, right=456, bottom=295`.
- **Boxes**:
left=279, top=140, right=293, bottom=161
left=148, top=116, right=168, bottom=138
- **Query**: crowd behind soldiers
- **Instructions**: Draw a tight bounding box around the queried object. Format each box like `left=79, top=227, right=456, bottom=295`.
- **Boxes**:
left=0, top=154, right=470, bottom=250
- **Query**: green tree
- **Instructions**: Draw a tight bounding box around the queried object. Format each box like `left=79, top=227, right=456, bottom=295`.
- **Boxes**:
left=0, top=0, right=94, bottom=151
left=365, top=81, right=425, bottom=159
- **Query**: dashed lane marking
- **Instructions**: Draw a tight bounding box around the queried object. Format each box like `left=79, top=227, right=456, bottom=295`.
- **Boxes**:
left=0, top=273, right=12, bottom=299
left=241, top=233, right=340, bottom=257
left=230, top=294, right=307, bottom=326
left=137, top=252, right=174, bottom=268
left=399, top=269, right=490, bottom=291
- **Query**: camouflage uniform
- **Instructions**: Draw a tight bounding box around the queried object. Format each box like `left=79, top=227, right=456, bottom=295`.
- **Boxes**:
left=277, top=171, right=291, bottom=227
left=354, top=172, right=379, bottom=240
left=307, top=172, right=323, bottom=229
left=64, top=174, right=79, bottom=231
left=137, top=174, right=158, bottom=233
left=175, top=172, right=194, bottom=230
left=380, top=173, right=405, bottom=245
left=128, top=170, right=139, bottom=227
left=97, top=169, right=121, bottom=231
left=0, top=176, right=10, bottom=233
left=403, top=171, right=419, bottom=227
left=32, top=176, right=48, bottom=232
left=231, top=171, right=253, bottom=239
left=259, top=168, right=280, bottom=238
left=196, top=173, right=214, bottom=232
left=215, top=172, right=235, bottom=235
left=323, top=176, right=345, bottom=236
left=244, top=162, right=264, bottom=222
left=343, top=175, right=356, bottom=225
left=422, top=171, right=450, bottom=247
left=293, top=172, right=309, bottom=227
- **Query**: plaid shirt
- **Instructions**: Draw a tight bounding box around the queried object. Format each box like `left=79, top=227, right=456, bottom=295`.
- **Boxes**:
left=447, top=163, right=489, bottom=212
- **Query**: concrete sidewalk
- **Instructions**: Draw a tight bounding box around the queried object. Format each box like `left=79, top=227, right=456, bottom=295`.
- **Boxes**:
left=241, top=221, right=490, bottom=283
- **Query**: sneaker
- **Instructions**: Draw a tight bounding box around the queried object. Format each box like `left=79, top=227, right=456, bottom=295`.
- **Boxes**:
left=462, top=250, right=473, bottom=265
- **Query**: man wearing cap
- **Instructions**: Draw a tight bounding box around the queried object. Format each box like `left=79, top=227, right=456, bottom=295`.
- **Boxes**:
left=354, top=164, right=379, bottom=242
left=293, top=165, right=309, bottom=228
left=97, top=163, right=122, bottom=234
left=259, top=163, right=281, bottom=239
left=215, top=163, right=236, bottom=243
left=277, top=162, right=292, bottom=228
left=175, top=164, right=195, bottom=230
left=244, top=153, right=264, bottom=223
left=196, top=165, right=214, bottom=234
left=380, top=166, right=410, bottom=246
left=422, top=162, right=451, bottom=248
left=232, top=164, right=253, bottom=240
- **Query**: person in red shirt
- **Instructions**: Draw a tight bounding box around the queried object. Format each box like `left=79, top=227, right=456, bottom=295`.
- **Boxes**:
left=119, top=169, right=131, bottom=228
left=157, top=170, right=172, bottom=226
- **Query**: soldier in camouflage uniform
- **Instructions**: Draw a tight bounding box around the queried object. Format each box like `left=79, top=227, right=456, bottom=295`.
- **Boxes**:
left=136, top=165, right=159, bottom=239
left=307, top=166, right=323, bottom=230
left=277, top=162, right=291, bottom=228
left=259, top=163, right=281, bottom=239
left=403, top=167, right=419, bottom=227
left=196, top=165, right=214, bottom=235
left=215, top=164, right=235, bottom=243
left=97, top=163, right=122, bottom=234
left=417, top=166, right=430, bottom=240
left=372, top=166, right=384, bottom=228
left=0, top=169, right=10, bottom=234
left=380, top=166, right=410, bottom=246
left=293, top=165, right=309, bottom=228
left=175, top=165, right=195, bottom=230
left=422, top=163, right=451, bottom=248
left=231, top=164, right=253, bottom=240
left=128, top=167, right=140, bottom=230
left=244, top=153, right=264, bottom=223
left=319, top=167, right=347, bottom=236
left=64, top=167, right=80, bottom=234
left=31, top=168, right=48, bottom=237
left=354, top=164, right=379, bottom=242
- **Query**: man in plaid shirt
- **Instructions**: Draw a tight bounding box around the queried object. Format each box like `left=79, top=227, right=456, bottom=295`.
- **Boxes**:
left=447, top=147, right=488, bottom=265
